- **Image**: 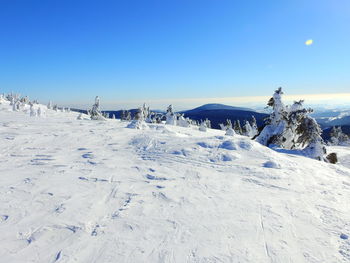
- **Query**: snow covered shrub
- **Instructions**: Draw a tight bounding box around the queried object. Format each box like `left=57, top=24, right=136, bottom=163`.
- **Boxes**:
left=77, top=113, right=84, bottom=120
left=177, top=114, right=190, bottom=127
left=89, top=96, right=105, bottom=120
left=225, top=127, right=235, bottom=136
left=199, top=119, right=210, bottom=132
left=165, top=105, right=177, bottom=125
left=127, top=120, right=149, bottom=129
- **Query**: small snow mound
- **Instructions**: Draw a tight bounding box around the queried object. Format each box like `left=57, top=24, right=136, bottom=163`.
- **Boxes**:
left=225, top=128, right=235, bottom=136
left=220, top=153, right=238, bottom=162
left=197, top=142, right=216, bottom=148
left=263, top=160, right=281, bottom=169
left=238, top=140, right=253, bottom=150
left=126, top=120, right=149, bottom=130
left=219, top=140, right=237, bottom=150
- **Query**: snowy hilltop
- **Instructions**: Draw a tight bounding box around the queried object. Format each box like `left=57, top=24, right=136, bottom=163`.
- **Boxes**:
left=0, top=94, right=350, bottom=262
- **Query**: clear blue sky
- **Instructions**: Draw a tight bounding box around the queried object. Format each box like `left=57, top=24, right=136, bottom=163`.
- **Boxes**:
left=0, top=0, right=349, bottom=108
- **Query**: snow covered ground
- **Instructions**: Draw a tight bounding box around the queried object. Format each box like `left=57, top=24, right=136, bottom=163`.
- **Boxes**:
left=1, top=101, right=350, bottom=263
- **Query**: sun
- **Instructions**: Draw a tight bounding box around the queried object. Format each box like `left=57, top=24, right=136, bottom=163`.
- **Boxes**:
left=305, top=39, right=313, bottom=46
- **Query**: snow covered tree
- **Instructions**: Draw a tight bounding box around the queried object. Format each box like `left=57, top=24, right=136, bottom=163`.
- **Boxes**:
left=199, top=120, right=207, bottom=132
left=47, top=101, right=53, bottom=110
left=89, top=96, right=105, bottom=120
left=219, top=119, right=233, bottom=131
left=225, top=127, right=235, bottom=136
left=296, top=116, right=326, bottom=161
left=329, top=126, right=349, bottom=146
left=233, top=120, right=243, bottom=135
left=134, top=107, right=145, bottom=121
left=283, top=100, right=312, bottom=149
left=256, top=88, right=328, bottom=161
left=126, top=111, right=131, bottom=121
left=111, top=114, right=116, bottom=119
left=205, top=119, right=211, bottom=129
left=256, top=87, right=288, bottom=146
left=242, top=120, right=253, bottom=137
left=12, top=100, right=21, bottom=112
left=165, top=105, right=176, bottom=125
left=30, top=104, right=37, bottom=117
left=177, top=114, right=190, bottom=127
left=121, top=110, right=126, bottom=121
left=20, top=96, right=29, bottom=104
left=37, top=107, right=43, bottom=117
left=250, top=116, right=258, bottom=137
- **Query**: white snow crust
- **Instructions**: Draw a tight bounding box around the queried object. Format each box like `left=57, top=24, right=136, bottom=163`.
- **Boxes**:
left=1, top=101, right=350, bottom=262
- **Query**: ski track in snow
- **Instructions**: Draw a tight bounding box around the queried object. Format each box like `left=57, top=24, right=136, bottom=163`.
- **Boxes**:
left=0, top=102, right=350, bottom=262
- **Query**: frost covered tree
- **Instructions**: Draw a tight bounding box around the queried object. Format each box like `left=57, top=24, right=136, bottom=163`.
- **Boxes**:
left=225, top=127, right=235, bottom=136
left=256, top=87, right=288, bottom=146
left=177, top=114, right=190, bottom=127
left=89, top=96, right=105, bottom=120
left=220, top=119, right=232, bottom=131
left=166, top=105, right=177, bottom=125
left=233, top=120, right=243, bottom=135
left=242, top=120, right=253, bottom=137
left=287, top=100, right=316, bottom=149
left=199, top=120, right=207, bottom=132
left=250, top=116, right=258, bottom=137
left=296, top=116, right=326, bottom=161
left=134, top=107, right=145, bottom=121
left=256, top=87, right=328, bottom=161
left=20, top=96, right=29, bottom=104
left=329, top=126, right=349, bottom=146
left=120, top=110, right=126, bottom=121
left=126, top=111, right=132, bottom=121
left=47, top=101, right=52, bottom=109
left=30, top=104, right=37, bottom=117
left=37, top=107, right=44, bottom=117
left=12, top=100, right=20, bottom=112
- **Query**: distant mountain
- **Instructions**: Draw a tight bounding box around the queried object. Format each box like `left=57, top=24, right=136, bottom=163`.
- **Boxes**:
left=181, top=104, right=267, bottom=129
left=72, top=103, right=268, bottom=129
left=181, top=103, right=253, bottom=113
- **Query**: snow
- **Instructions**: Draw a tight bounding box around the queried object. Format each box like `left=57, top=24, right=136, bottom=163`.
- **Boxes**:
left=1, top=101, right=350, bottom=262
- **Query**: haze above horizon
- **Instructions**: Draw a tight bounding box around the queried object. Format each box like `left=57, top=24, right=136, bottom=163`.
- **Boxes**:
left=1, top=0, right=349, bottom=107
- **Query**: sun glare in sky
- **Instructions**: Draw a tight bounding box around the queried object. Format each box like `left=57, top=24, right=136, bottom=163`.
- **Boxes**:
left=305, top=39, right=314, bottom=46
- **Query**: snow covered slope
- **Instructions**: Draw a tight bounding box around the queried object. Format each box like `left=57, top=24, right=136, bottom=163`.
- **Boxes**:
left=1, top=101, right=350, bottom=263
